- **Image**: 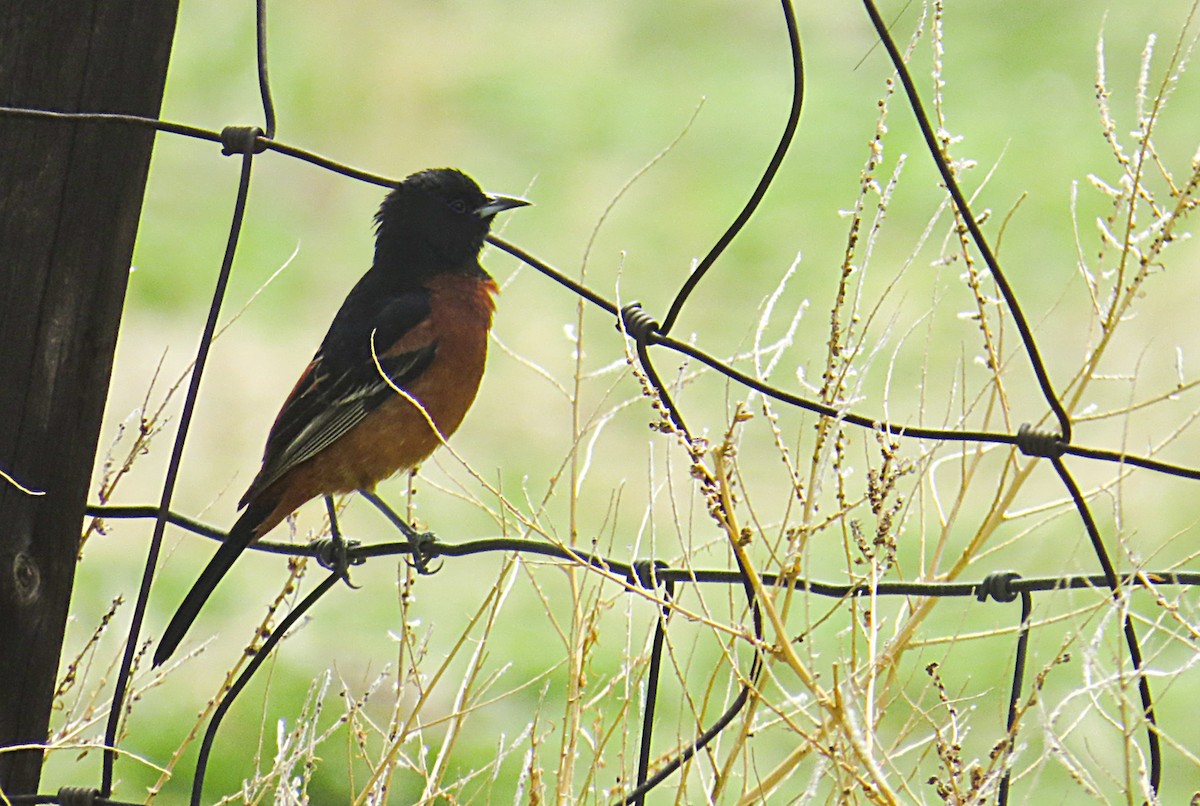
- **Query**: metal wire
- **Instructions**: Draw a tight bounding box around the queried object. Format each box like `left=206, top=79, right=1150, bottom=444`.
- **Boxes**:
left=658, top=0, right=804, bottom=336
left=2, top=0, right=1194, bottom=801
left=859, top=0, right=1073, bottom=444
left=99, top=136, right=261, bottom=798
left=190, top=571, right=342, bottom=806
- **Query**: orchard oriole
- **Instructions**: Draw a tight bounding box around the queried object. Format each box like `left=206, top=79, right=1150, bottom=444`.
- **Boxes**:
left=154, top=168, right=528, bottom=666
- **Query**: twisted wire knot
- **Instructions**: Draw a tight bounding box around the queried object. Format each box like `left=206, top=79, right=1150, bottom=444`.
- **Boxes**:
left=220, top=125, right=267, bottom=156
left=1015, top=423, right=1066, bottom=459
left=619, top=303, right=661, bottom=343
left=58, top=788, right=101, bottom=806
left=629, top=559, right=674, bottom=599
left=975, top=571, right=1021, bottom=603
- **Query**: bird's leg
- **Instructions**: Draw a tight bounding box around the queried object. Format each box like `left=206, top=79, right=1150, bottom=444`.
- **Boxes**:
left=357, top=488, right=441, bottom=575
left=313, top=494, right=362, bottom=586
left=357, top=488, right=428, bottom=539
left=326, top=494, right=343, bottom=544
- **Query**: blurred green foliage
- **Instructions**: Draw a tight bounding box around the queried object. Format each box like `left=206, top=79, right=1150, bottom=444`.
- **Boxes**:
left=55, top=0, right=1200, bottom=802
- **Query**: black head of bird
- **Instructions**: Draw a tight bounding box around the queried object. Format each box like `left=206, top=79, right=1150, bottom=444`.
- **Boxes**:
left=373, top=167, right=529, bottom=278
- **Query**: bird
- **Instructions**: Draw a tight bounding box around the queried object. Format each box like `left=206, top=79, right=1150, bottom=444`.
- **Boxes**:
left=153, top=168, right=528, bottom=666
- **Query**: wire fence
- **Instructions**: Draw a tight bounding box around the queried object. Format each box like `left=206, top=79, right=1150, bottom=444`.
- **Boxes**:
left=5, top=0, right=1200, bottom=803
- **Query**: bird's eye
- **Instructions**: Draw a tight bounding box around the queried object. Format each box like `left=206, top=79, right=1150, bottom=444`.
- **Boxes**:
left=448, top=199, right=468, bottom=214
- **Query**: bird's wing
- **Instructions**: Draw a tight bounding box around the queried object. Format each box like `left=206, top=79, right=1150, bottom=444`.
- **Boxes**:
left=240, top=287, right=436, bottom=505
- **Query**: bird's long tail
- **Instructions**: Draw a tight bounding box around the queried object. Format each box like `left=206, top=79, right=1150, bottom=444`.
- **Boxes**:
left=153, top=497, right=276, bottom=666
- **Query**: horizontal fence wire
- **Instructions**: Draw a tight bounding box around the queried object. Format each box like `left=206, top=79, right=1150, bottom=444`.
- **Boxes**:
left=76, top=504, right=1200, bottom=600
left=4, top=0, right=1199, bottom=803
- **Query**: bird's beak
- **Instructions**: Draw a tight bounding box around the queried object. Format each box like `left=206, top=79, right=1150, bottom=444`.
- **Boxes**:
left=475, top=194, right=531, bottom=219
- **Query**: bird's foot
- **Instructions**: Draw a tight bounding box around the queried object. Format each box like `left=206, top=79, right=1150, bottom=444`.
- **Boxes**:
left=317, top=494, right=364, bottom=587
left=311, top=534, right=364, bottom=588
left=406, top=531, right=442, bottom=576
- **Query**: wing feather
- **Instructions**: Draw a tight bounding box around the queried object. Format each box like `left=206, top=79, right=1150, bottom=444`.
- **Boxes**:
left=240, top=281, right=436, bottom=505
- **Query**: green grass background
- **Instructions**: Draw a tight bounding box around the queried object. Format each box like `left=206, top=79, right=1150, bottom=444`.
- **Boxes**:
left=51, top=0, right=1200, bottom=802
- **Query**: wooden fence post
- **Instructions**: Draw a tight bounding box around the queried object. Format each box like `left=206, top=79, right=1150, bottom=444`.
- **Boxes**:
left=0, top=1, right=179, bottom=794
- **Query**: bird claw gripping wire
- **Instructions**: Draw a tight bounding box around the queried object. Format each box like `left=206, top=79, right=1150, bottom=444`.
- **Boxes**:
left=313, top=496, right=364, bottom=587
left=406, top=531, right=442, bottom=576
left=975, top=571, right=1021, bottom=603
left=219, top=125, right=267, bottom=156
left=1015, top=423, right=1066, bottom=459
